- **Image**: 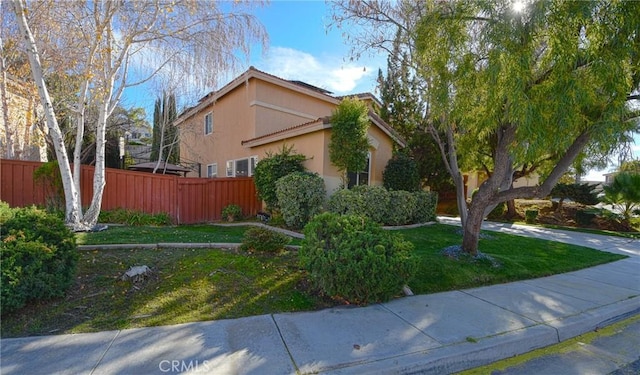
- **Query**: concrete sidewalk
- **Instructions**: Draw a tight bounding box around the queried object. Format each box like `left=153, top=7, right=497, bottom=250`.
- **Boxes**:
left=2, top=221, right=639, bottom=374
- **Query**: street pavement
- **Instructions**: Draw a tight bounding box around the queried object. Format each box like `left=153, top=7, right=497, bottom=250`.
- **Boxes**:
left=1, top=218, right=638, bottom=374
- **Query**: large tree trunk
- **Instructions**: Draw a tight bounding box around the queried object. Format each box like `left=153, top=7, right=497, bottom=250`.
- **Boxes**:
left=12, top=0, right=83, bottom=226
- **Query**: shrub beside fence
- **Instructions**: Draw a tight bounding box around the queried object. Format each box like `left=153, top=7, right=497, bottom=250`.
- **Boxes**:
left=0, top=159, right=261, bottom=224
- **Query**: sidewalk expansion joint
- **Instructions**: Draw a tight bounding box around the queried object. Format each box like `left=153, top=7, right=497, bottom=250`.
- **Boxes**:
left=379, top=304, right=442, bottom=345
left=269, top=314, right=301, bottom=375
left=90, top=330, right=121, bottom=375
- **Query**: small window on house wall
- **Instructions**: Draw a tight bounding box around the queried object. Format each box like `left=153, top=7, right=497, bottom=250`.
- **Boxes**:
left=204, top=112, right=213, bottom=135
left=226, top=160, right=234, bottom=177
left=225, top=156, right=259, bottom=177
left=207, top=163, right=217, bottom=178
left=347, top=152, right=371, bottom=189
left=235, top=159, right=249, bottom=177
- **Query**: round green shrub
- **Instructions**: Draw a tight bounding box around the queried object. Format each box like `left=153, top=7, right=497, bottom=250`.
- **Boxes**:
left=253, top=146, right=306, bottom=211
left=383, top=152, right=421, bottom=192
left=487, top=202, right=506, bottom=220
left=1, top=206, right=79, bottom=314
left=300, top=213, right=417, bottom=304
left=240, top=227, right=291, bottom=253
left=221, top=204, right=243, bottom=222
left=275, top=172, right=326, bottom=229
left=0, top=201, right=13, bottom=224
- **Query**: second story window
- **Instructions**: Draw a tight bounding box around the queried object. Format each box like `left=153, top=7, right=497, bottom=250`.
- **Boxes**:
left=204, top=112, right=213, bottom=135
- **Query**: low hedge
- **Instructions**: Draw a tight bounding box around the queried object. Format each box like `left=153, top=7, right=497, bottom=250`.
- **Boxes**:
left=326, top=186, right=437, bottom=226
left=1, top=205, right=79, bottom=314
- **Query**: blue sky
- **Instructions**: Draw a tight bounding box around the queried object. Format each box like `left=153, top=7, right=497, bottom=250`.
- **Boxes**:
left=121, top=1, right=382, bottom=119
left=120, top=0, right=638, bottom=181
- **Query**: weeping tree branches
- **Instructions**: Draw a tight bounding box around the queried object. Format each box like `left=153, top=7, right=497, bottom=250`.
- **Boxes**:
left=9, top=0, right=266, bottom=229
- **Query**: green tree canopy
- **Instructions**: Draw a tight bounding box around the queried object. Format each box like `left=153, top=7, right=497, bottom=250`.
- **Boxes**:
left=329, top=97, right=370, bottom=187
left=414, top=0, right=640, bottom=254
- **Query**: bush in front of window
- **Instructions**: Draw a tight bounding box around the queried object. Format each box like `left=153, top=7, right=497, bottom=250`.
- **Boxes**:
left=253, top=145, right=306, bottom=211
left=275, top=172, right=326, bottom=229
left=382, top=152, right=421, bottom=192
left=300, top=212, right=417, bottom=305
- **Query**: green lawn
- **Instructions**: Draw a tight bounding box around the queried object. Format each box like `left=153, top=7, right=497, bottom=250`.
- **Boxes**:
left=1, top=224, right=625, bottom=338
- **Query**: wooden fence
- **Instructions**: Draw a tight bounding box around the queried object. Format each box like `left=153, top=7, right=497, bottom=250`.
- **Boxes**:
left=0, top=159, right=261, bottom=224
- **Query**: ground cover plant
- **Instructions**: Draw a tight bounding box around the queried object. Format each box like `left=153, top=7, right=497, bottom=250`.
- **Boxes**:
left=1, top=224, right=625, bottom=337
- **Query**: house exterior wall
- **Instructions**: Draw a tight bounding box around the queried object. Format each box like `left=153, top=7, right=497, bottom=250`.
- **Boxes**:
left=0, top=76, right=47, bottom=161
left=180, top=80, right=258, bottom=177
left=252, top=80, right=336, bottom=136
left=177, top=69, right=402, bottom=188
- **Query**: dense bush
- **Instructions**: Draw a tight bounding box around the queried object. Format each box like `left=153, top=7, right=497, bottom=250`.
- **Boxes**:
left=551, top=183, right=600, bottom=211
left=575, top=209, right=597, bottom=226
left=275, top=172, right=326, bottom=229
left=412, top=191, right=439, bottom=223
left=326, top=186, right=438, bottom=226
left=1, top=206, right=79, bottom=314
left=603, top=172, right=640, bottom=221
left=98, top=208, right=172, bottom=226
left=383, top=152, right=421, bottom=192
left=525, top=209, right=538, bottom=224
left=253, top=145, right=306, bottom=211
left=221, top=204, right=243, bottom=222
left=386, top=190, right=418, bottom=226
left=240, top=227, right=291, bottom=253
left=353, top=185, right=391, bottom=224
left=300, top=213, right=417, bottom=304
left=0, top=201, right=13, bottom=224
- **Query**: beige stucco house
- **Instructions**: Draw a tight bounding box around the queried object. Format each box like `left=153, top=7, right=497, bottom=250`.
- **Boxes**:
left=176, top=67, right=405, bottom=194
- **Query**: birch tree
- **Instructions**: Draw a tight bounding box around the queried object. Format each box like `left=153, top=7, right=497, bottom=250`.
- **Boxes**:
left=332, top=0, right=640, bottom=255
left=10, top=0, right=266, bottom=230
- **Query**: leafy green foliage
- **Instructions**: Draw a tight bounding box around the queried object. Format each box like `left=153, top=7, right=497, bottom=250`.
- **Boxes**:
left=98, top=208, right=172, bottom=226
left=603, top=173, right=640, bottom=220
left=1, top=206, right=79, bottom=314
left=253, top=145, right=306, bottom=211
left=33, top=161, right=65, bottom=211
left=551, top=183, right=600, bottom=211
left=487, top=202, right=506, bottom=220
left=275, top=172, right=326, bottom=229
left=329, top=97, right=370, bottom=185
left=326, top=186, right=438, bottom=226
left=0, top=201, right=13, bottom=224
left=221, top=204, right=243, bottom=222
left=383, top=152, right=421, bottom=192
left=240, top=227, right=291, bottom=253
left=387, top=190, right=418, bottom=226
left=300, top=213, right=417, bottom=304
left=525, top=210, right=538, bottom=224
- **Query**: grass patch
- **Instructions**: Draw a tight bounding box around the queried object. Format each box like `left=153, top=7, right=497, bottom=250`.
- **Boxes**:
left=76, top=224, right=303, bottom=246
left=2, top=224, right=625, bottom=338
left=401, top=224, right=626, bottom=294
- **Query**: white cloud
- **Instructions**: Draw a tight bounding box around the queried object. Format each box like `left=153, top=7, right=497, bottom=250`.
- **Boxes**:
left=257, top=47, right=373, bottom=94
